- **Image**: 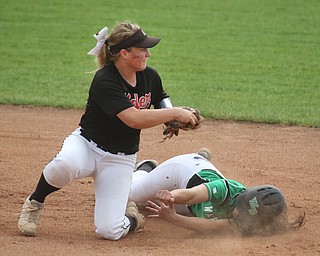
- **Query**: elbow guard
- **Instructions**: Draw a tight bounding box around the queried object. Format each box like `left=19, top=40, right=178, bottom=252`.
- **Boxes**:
left=157, top=97, right=173, bottom=109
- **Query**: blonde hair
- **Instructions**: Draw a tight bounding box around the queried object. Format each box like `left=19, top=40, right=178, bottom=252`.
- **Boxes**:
left=262, top=208, right=306, bottom=235
left=233, top=207, right=306, bottom=236
left=95, top=22, right=140, bottom=69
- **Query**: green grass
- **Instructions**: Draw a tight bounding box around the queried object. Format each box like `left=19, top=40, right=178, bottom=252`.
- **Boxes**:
left=1, top=0, right=319, bottom=126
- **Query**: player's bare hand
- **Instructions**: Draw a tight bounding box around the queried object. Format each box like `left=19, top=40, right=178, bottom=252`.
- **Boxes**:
left=156, top=190, right=175, bottom=204
left=173, top=107, right=199, bottom=127
left=146, top=200, right=176, bottom=221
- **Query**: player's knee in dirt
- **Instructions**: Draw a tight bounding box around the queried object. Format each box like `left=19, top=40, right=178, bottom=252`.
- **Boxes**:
left=96, top=223, right=124, bottom=241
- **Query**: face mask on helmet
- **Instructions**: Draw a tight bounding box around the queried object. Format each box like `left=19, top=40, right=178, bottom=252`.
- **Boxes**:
left=234, top=185, right=286, bottom=235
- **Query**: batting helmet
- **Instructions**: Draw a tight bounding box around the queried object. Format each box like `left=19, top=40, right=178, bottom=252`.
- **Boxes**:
left=234, top=185, right=286, bottom=235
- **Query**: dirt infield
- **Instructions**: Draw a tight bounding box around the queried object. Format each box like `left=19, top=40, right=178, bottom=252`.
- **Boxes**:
left=1, top=105, right=320, bottom=256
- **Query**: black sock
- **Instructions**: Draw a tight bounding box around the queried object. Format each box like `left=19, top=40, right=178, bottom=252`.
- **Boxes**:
left=138, top=162, right=155, bottom=173
left=127, top=215, right=137, bottom=232
left=29, top=173, right=60, bottom=203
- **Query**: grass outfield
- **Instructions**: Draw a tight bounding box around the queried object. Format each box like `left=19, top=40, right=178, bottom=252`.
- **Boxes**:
left=1, top=0, right=319, bottom=127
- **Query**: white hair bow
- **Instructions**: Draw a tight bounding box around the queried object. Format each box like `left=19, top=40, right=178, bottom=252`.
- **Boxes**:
left=87, top=27, right=109, bottom=56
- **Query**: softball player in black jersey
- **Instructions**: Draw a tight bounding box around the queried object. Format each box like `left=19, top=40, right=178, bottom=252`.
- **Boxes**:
left=18, top=21, right=199, bottom=240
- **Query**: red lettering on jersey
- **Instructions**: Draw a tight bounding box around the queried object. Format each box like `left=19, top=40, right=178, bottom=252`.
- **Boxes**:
left=126, top=93, right=151, bottom=109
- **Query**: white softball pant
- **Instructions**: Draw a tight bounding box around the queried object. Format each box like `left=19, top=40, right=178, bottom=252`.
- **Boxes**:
left=129, top=153, right=224, bottom=215
left=43, top=128, right=136, bottom=240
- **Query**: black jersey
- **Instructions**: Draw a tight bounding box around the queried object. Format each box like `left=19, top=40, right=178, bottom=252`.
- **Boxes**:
left=79, top=63, right=168, bottom=154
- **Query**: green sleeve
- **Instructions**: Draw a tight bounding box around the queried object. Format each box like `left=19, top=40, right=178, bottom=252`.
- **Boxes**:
left=204, top=180, right=229, bottom=205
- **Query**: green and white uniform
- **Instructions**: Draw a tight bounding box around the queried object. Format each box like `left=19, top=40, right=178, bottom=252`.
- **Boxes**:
left=130, top=153, right=246, bottom=217
left=188, top=170, right=246, bottom=219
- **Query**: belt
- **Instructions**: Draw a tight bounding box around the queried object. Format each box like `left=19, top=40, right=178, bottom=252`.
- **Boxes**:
left=80, top=129, right=131, bottom=155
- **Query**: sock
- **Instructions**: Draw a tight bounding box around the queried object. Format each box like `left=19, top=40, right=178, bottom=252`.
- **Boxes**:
left=29, top=173, right=60, bottom=203
left=126, top=215, right=137, bottom=232
left=138, top=162, right=155, bottom=173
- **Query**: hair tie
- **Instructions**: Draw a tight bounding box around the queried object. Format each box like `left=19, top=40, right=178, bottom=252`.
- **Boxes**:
left=87, top=27, right=109, bottom=56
